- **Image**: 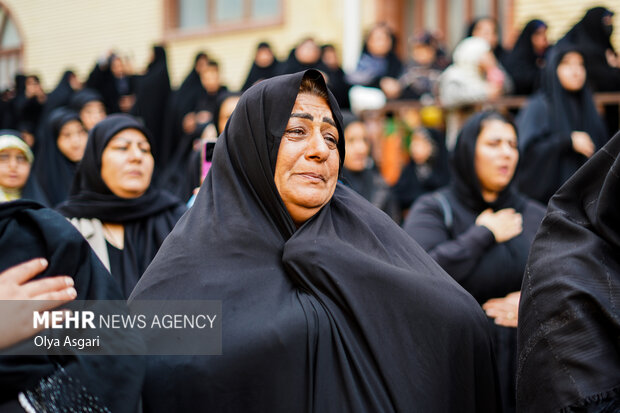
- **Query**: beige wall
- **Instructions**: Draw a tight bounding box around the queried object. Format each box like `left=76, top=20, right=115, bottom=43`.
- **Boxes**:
left=3, top=0, right=378, bottom=92
left=166, top=0, right=377, bottom=90
left=513, top=0, right=620, bottom=50
left=3, top=0, right=163, bottom=91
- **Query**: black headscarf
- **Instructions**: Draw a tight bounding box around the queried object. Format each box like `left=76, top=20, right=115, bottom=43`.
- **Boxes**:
left=392, top=127, right=450, bottom=211
left=517, top=131, right=620, bottom=412
left=241, top=42, right=281, bottom=91
left=557, top=7, right=620, bottom=91
left=57, top=114, right=186, bottom=296
left=158, top=53, right=207, bottom=169
left=42, top=71, right=77, bottom=117
left=504, top=19, right=548, bottom=95
left=32, top=108, right=82, bottom=207
left=69, top=88, right=104, bottom=115
left=131, top=45, right=171, bottom=169
left=451, top=111, right=527, bottom=213
left=129, top=70, right=499, bottom=412
left=0, top=200, right=144, bottom=412
left=515, top=44, right=608, bottom=203
left=279, top=40, right=329, bottom=76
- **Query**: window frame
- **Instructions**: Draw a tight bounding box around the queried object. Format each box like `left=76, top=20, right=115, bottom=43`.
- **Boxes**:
left=0, top=2, right=24, bottom=91
left=163, top=0, right=285, bottom=41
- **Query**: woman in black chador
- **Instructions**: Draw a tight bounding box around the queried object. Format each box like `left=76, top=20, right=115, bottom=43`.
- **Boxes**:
left=129, top=70, right=500, bottom=412
left=0, top=200, right=144, bottom=412
left=32, top=108, right=88, bottom=207
left=242, top=42, right=281, bottom=91
left=403, top=111, right=546, bottom=413
left=57, top=114, right=185, bottom=298
left=515, top=44, right=607, bottom=204
left=518, top=131, right=620, bottom=413
left=558, top=7, right=620, bottom=92
left=503, top=19, right=549, bottom=95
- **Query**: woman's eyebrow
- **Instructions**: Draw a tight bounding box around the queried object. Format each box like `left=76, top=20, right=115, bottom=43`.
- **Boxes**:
left=290, top=112, right=336, bottom=127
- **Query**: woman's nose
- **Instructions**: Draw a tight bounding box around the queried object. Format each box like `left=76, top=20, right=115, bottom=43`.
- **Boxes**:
left=306, top=129, right=329, bottom=160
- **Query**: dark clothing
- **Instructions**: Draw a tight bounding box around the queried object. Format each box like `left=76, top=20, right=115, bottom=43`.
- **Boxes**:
left=158, top=65, right=204, bottom=170
left=57, top=114, right=186, bottom=297
left=404, top=189, right=544, bottom=303
left=516, top=45, right=608, bottom=204
left=392, top=129, right=450, bottom=212
left=41, top=71, right=76, bottom=118
left=86, top=58, right=135, bottom=114
left=279, top=48, right=328, bottom=76
left=517, top=131, right=620, bottom=412
left=504, top=20, right=548, bottom=95
left=31, top=109, right=81, bottom=207
left=130, top=70, right=500, bottom=412
left=242, top=59, right=281, bottom=91
left=558, top=7, right=620, bottom=92
left=347, top=49, right=403, bottom=89
left=131, top=46, right=171, bottom=169
left=403, top=111, right=546, bottom=413
left=0, top=200, right=144, bottom=412
left=323, top=66, right=351, bottom=109
left=341, top=167, right=400, bottom=222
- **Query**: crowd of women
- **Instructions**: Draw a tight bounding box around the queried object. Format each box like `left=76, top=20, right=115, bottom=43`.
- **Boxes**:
left=0, top=6, right=619, bottom=413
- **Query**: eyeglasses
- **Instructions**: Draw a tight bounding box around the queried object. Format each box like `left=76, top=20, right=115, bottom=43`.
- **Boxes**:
left=0, top=152, right=29, bottom=165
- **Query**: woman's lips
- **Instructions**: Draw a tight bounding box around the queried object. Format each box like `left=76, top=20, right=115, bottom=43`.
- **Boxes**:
left=296, top=172, right=326, bottom=182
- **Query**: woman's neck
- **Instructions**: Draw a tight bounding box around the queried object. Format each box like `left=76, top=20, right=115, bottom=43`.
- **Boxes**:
left=481, top=189, right=498, bottom=203
left=103, top=222, right=124, bottom=249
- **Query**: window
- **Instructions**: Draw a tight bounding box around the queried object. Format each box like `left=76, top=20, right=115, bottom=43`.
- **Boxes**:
left=0, top=4, right=23, bottom=91
left=406, top=0, right=512, bottom=51
left=171, top=0, right=282, bottom=33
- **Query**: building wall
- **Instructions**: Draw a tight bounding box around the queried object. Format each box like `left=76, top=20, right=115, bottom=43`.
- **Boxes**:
left=513, top=0, right=620, bottom=50
left=2, top=0, right=163, bottom=90
left=165, top=0, right=378, bottom=90
left=3, top=0, right=377, bottom=92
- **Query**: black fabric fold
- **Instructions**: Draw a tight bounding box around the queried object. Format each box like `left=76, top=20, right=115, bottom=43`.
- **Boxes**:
left=517, top=130, right=620, bottom=412
left=0, top=200, right=144, bottom=413
left=130, top=70, right=499, bottom=412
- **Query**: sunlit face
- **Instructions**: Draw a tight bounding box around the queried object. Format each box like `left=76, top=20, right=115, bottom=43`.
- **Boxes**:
left=321, top=47, right=339, bottom=70
left=343, top=121, right=369, bottom=172
left=557, top=52, right=586, bottom=92
left=410, top=132, right=433, bottom=165
left=412, top=43, right=436, bottom=66
left=472, top=19, right=498, bottom=49
left=367, top=26, right=393, bottom=57
left=255, top=47, right=274, bottom=68
left=200, top=66, right=220, bottom=93
left=100, top=128, right=154, bottom=198
left=474, top=119, right=519, bottom=195
left=80, top=101, right=106, bottom=131
left=57, top=120, right=88, bottom=162
left=295, top=40, right=321, bottom=64
left=274, top=93, right=340, bottom=226
left=110, top=56, right=124, bottom=78
left=531, top=26, right=548, bottom=55
left=218, top=96, right=241, bottom=133
left=0, top=148, right=31, bottom=190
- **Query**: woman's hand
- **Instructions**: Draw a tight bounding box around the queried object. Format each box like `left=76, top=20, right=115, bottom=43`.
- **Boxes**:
left=571, top=131, right=595, bottom=158
left=483, top=291, right=521, bottom=328
left=475, top=208, right=523, bottom=243
left=0, top=258, right=76, bottom=349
